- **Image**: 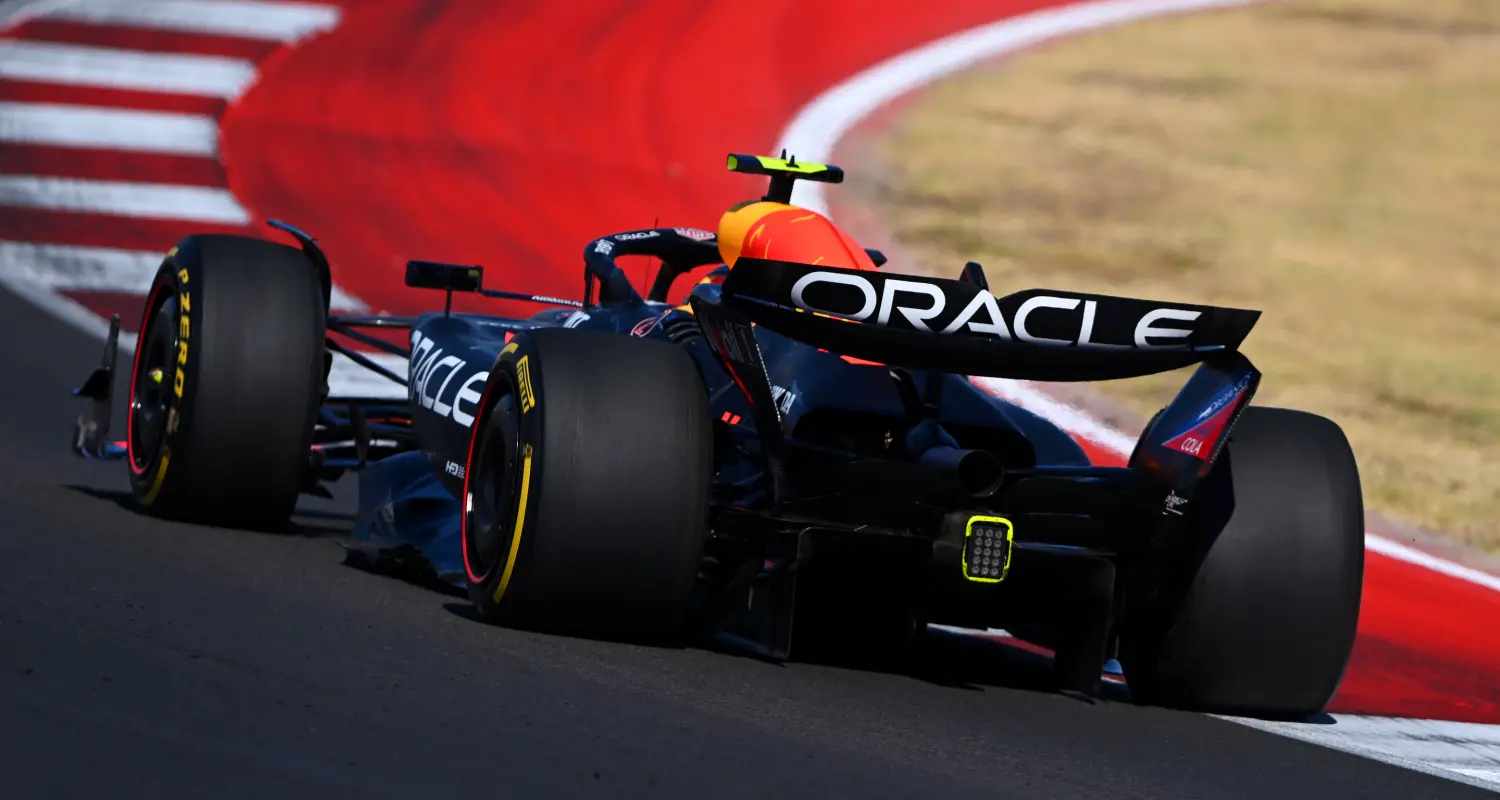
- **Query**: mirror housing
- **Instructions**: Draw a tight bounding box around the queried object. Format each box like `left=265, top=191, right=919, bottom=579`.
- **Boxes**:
left=405, top=260, right=483, bottom=293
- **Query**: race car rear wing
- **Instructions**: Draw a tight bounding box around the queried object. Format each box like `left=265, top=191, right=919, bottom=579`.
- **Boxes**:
left=720, top=258, right=1261, bottom=382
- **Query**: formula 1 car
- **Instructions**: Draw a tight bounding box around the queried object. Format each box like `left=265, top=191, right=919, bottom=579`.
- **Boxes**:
left=70, top=153, right=1364, bottom=718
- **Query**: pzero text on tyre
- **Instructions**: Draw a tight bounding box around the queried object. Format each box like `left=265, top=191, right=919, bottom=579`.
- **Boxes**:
left=1121, top=406, right=1365, bottom=718
left=461, top=327, right=712, bottom=640
left=125, top=234, right=326, bottom=530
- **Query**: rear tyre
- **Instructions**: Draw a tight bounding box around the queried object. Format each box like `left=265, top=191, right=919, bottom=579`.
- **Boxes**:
left=1121, top=406, right=1365, bottom=718
left=126, top=235, right=326, bottom=530
left=461, top=327, right=712, bottom=640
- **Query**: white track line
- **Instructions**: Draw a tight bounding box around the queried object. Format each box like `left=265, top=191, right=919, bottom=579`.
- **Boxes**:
left=0, top=101, right=220, bottom=156
left=1226, top=716, right=1500, bottom=793
left=975, top=376, right=1139, bottom=454
left=0, top=246, right=383, bottom=400
left=0, top=271, right=124, bottom=340
left=0, top=174, right=251, bottom=223
left=0, top=0, right=81, bottom=29
left=0, top=240, right=159, bottom=289
left=0, top=240, right=369, bottom=311
left=0, top=1, right=371, bottom=395
left=0, top=40, right=256, bottom=97
left=327, top=352, right=409, bottom=400
left=326, top=287, right=367, bottom=313
left=1364, top=535, right=1500, bottom=594
left=778, top=0, right=1259, bottom=216
left=41, top=0, right=341, bottom=42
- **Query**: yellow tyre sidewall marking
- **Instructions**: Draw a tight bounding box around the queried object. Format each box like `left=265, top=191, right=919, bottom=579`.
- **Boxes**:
left=491, top=338, right=540, bottom=604
left=516, top=355, right=535, bottom=414
left=142, top=257, right=191, bottom=502
left=492, top=443, right=533, bottom=604
left=141, top=447, right=172, bottom=505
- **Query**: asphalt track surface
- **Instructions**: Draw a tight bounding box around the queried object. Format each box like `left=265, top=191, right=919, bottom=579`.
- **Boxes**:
left=2, top=289, right=1489, bottom=799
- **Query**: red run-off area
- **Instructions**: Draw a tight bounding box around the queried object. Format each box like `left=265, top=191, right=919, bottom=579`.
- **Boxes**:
left=3, top=0, right=1497, bottom=724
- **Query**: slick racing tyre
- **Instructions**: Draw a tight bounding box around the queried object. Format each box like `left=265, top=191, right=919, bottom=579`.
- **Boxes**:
left=1121, top=407, right=1365, bottom=718
left=126, top=235, right=326, bottom=530
left=461, top=327, right=712, bottom=640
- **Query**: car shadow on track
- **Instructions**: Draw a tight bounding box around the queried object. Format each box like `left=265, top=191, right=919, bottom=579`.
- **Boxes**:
left=68, top=470, right=1141, bottom=711
left=726, top=626, right=1136, bottom=706
left=435, top=595, right=1133, bottom=707
left=62, top=484, right=359, bottom=539
left=342, top=546, right=468, bottom=597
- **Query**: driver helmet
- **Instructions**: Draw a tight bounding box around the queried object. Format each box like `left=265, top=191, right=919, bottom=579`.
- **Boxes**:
left=715, top=200, right=878, bottom=271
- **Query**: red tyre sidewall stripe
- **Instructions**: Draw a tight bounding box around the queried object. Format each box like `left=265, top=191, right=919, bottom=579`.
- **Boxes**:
left=460, top=361, right=505, bottom=585
left=125, top=279, right=168, bottom=476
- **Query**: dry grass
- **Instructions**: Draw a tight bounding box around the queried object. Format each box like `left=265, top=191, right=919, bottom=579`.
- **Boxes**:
left=861, top=0, right=1500, bottom=549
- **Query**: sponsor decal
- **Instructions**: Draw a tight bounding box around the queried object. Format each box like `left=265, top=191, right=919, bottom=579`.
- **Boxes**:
left=786, top=270, right=1204, bottom=350
left=563, top=311, right=590, bottom=328
left=593, top=239, right=614, bottom=255
left=174, top=267, right=190, bottom=398
left=692, top=298, right=780, bottom=420
left=614, top=230, right=659, bottom=241
left=409, top=331, right=489, bottom=427
left=1161, top=371, right=1255, bottom=458
left=1194, top=372, right=1254, bottom=423
left=445, top=460, right=466, bottom=478
left=630, top=310, right=670, bottom=338
left=1164, top=490, right=1189, bottom=516
left=516, top=355, right=536, bottom=414
left=705, top=313, right=755, bottom=365
left=674, top=227, right=715, bottom=242
left=770, top=384, right=797, bottom=416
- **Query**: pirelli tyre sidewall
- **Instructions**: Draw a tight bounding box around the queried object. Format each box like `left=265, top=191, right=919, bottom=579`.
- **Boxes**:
left=124, top=234, right=327, bottom=528
left=462, top=332, right=542, bottom=620
left=126, top=248, right=201, bottom=510
left=461, top=327, right=713, bottom=639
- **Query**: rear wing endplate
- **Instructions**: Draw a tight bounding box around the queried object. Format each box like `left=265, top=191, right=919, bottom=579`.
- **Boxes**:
left=1129, top=351, right=1261, bottom=518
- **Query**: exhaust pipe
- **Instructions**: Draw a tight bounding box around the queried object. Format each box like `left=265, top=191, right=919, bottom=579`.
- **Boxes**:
left=918, top=445, right=1005, bottom=498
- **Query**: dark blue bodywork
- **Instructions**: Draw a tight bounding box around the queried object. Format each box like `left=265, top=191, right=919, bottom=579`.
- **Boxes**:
left=347, top=288, right=1092, bottom=585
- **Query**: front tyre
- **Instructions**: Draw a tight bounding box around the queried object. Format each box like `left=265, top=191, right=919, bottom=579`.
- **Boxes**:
left=1121, top=406, right=1365, bottom=718
left=126, top=235, right=326, bottom=530
left=461, top=327, right=712, bottom=640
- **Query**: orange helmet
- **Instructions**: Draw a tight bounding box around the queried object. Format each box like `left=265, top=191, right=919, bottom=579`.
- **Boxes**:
left=716, top=200, right=878, bottom=271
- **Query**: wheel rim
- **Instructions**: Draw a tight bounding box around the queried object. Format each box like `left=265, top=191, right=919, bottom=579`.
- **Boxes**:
left=468, top=381, right=523, bottom=579
left=130, top=294, right=177, bottom=472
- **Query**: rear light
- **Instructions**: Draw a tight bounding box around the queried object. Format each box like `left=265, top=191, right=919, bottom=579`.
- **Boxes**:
left=962, top=516, right=1014, bottom=583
